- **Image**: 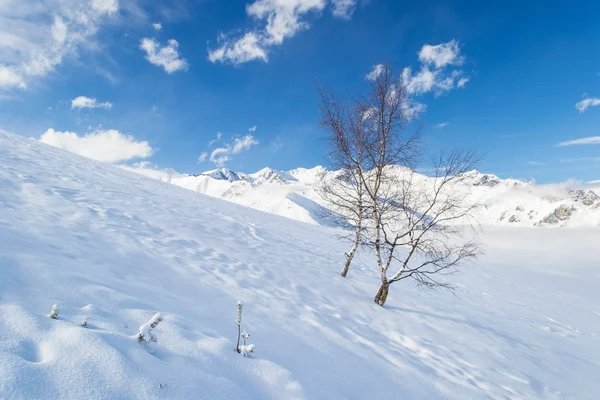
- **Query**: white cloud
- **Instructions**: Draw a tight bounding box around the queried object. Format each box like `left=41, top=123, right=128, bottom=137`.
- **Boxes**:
left=208, top=132, right=223, bottom=147
left=210, top=134, right=259, bottom=166
left=331, top=0, right=357, bottom=19
left=140, top=38, right=189, bottom=74
left=418, top=40, right=464, bottom=69
left=40, top=128, right=153, bottom=163
left=71, top=96, right=113, bottom=110
left=435, top=122, right=448, bottom=129
left=365, top=64, right=384, bottom=81
left=152, top=22, right=163, bottom=31
left=402, top=40, right=469, bottom=96
left=198, top=152, right=208, bottom=163
left=209, top=0, right=361, bottom=65
left=575, top=97, right=600, bottom=113
left=556, top=136, right=600, bottom=147
left=0, top=0, right=119, bottom=91
left=249, top=126, right=257, bottom=132
left=208, top=32, right=268, bottom=64
left=0, top=65, right=26, bottom=88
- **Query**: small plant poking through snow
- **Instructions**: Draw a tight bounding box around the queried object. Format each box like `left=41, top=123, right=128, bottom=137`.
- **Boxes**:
left=80, top=317, right=88, bottom=328
left=137, top=313, right=162, bottom=344
left=235, top=301, right=255, bottom=356
left=49, top=304, right=59, bottom=319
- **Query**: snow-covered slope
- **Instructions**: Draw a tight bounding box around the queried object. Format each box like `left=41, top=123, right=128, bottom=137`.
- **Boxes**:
left=1, top=130, right=600, bottom=399
left=126, top=164, right=600, bottom=227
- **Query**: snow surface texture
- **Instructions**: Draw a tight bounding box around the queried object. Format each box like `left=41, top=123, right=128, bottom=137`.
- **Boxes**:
left=120, top=164, right=600, bottom=228
left=1, top=130, right=600, bottom=399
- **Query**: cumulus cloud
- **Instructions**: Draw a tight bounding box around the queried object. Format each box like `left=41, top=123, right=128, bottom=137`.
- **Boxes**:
left=140, top=38, right=189, bottom=74
left=0, top=0, right=119, bottom=91
left=556, top=136, right=600, bottom=147
left=575, top=97, right=600, bottom=113
left=402, top=40, right=469, bottom=96
left=152, top=22, right=163, bottom=31
left=71, top=96, right=113, bottom=110
left=40, top=128, right=153, bottom=163
left=209, top=134, right=259, bottom=166
left=209, top=0, right=358, bottom=65
left=418, top=40, right=464, bottom=69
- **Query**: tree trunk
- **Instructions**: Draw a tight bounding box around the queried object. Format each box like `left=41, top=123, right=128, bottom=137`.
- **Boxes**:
left=374, top=279, right=389, bottom=306
left=341, top=219, right=361, bottom=277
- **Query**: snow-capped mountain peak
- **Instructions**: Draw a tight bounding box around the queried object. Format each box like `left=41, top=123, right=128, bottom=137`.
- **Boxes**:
left=199, top=168, right=247, bottom=182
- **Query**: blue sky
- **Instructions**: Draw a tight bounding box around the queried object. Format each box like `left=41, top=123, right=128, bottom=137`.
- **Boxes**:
left=1, top=0, right=600, bottom=183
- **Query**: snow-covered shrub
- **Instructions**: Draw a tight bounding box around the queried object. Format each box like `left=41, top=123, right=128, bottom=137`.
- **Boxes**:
left=49, top=304, right=59, bottom=319
left=80, top=317, right=88, bottom=328
left=239, top=344, right=254, bottom=357
left=137, top=313, right=162, bottom=344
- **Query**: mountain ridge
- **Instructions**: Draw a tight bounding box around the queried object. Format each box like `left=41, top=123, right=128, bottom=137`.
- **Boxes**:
left=121, top=164, right=600, bottom=228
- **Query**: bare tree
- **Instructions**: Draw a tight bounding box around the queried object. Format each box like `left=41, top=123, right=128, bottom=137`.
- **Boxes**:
left=316, top=86, right=369, bottom=277
left=369, top=150, right=481, bottom=306
left=318, top=63, right=481, bottom=305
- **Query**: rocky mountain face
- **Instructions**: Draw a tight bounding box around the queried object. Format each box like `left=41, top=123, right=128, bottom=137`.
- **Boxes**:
left=125, top=165, right=600, bottom=228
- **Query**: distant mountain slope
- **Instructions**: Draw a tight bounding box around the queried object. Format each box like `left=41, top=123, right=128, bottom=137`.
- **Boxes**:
left=124, top=165, right=600, bottom=227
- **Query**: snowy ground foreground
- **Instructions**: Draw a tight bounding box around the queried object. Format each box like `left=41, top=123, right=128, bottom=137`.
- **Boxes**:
left=1, top=130, right=599, bottom=399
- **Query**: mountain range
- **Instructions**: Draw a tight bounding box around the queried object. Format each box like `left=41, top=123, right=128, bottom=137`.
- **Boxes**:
left=121, top=164, right=600, bottom=228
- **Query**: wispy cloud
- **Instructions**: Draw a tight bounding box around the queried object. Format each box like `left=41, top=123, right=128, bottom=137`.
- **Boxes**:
left=331, top=0, right=357, bottom=19
left=560, top=157, right=600, bottom=163
left=556, top=136, right=600, bottom=147
left=365, top=64, right=384, bottom=81
left=527, top=160, right=546, bottom=166
left=208, top=132, right=223, bottom=147
left=71, top=96, right=113, bottom=110
left=0, top=0, right=119, bottom=91
left=198, top=152, right=208, bottom=163
left=575, top=97, right=600, bottom=113
left=434, top=122, right=449, bottom=129
left=40, top=128, right=152, bottom=163
left=249, top=126, right=258, bottom=132
left=140, top=38, right=189, bottom=74
left=208, top=0, right=357, bottom=65
left=269, top=137, right=284, bottom=153
left=210, top=135, right=259, bottom=166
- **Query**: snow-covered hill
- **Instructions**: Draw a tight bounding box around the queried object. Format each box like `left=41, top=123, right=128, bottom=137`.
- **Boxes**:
left=124, top=164, right=600, bottom=227
left=1, top=130, right=600, bottom=399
